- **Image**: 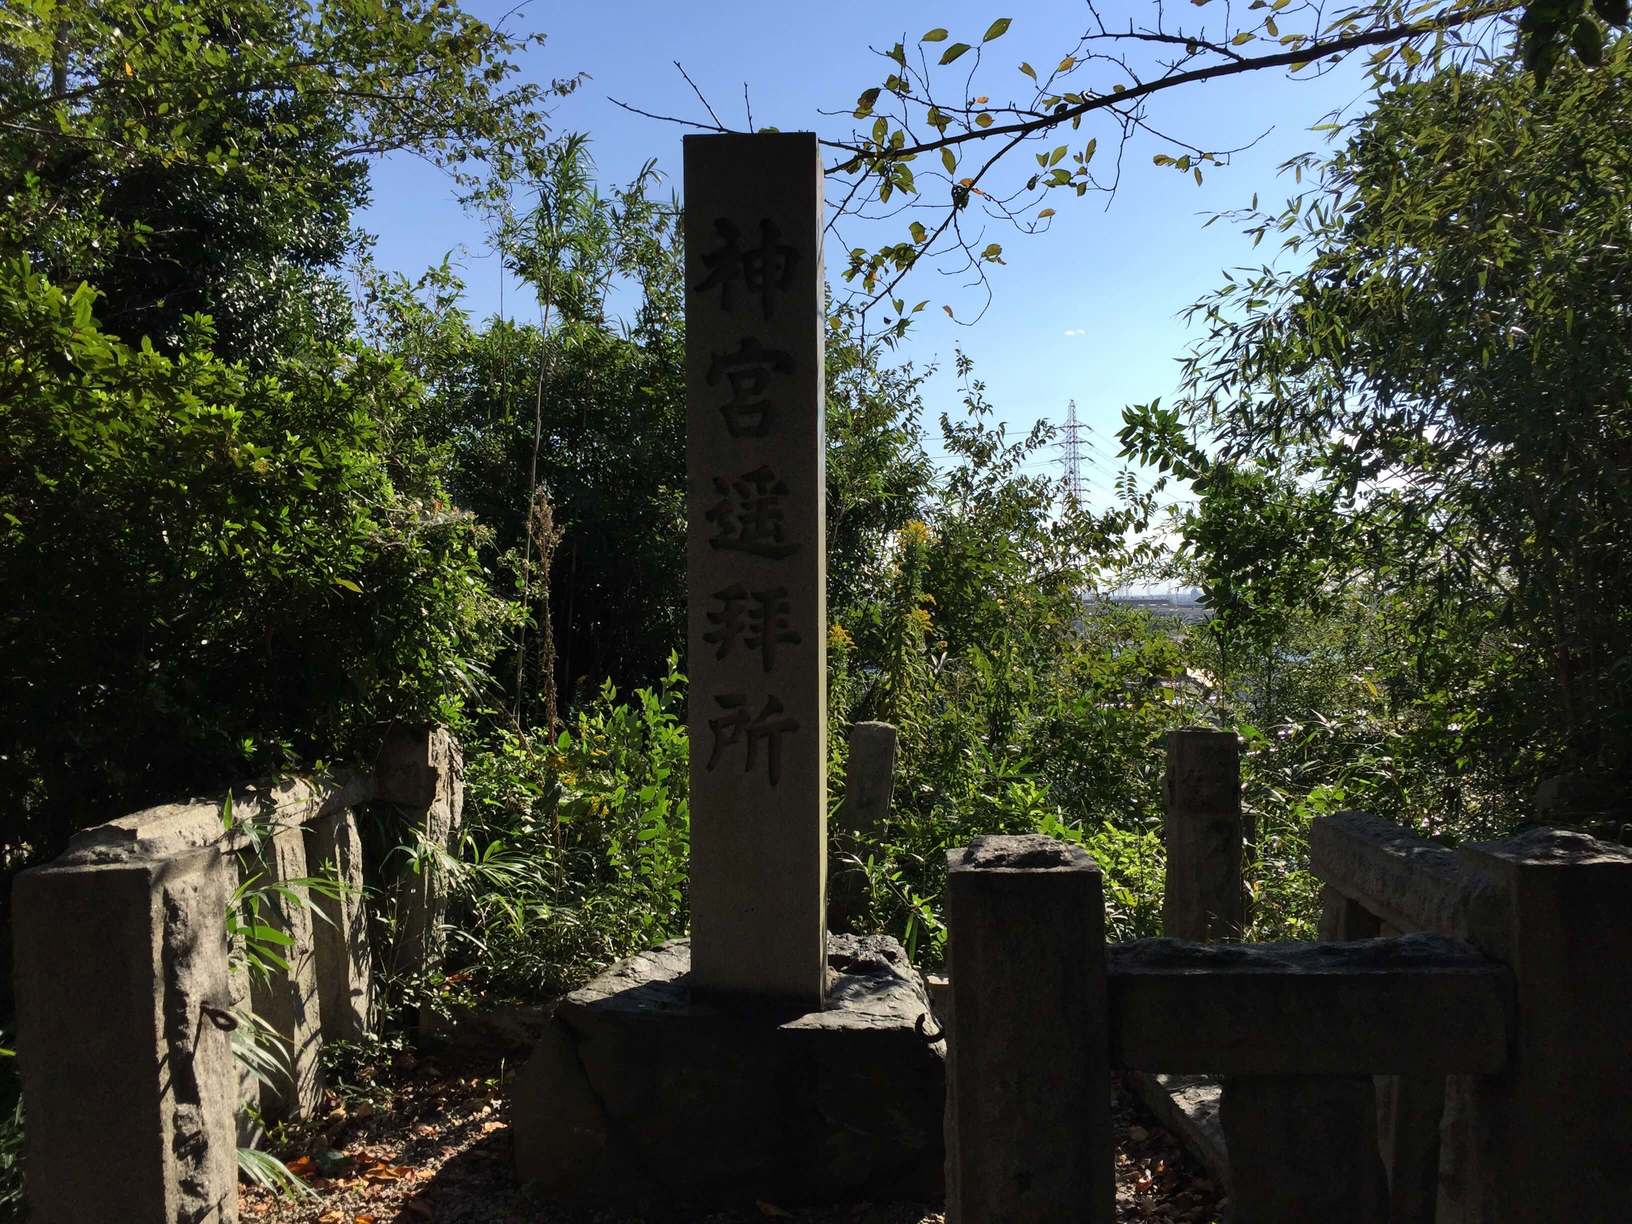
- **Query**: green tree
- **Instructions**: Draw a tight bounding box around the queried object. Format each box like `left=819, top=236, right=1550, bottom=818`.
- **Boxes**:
left=1123, top=45, right=1632, bottom=818
left=1, top=0, right=562, bottom=364
left=0, top=258, right=508, bottom=860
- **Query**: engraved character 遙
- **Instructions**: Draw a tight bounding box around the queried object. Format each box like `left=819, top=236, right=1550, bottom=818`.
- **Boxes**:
left=706, top=465, right=798, bottom=559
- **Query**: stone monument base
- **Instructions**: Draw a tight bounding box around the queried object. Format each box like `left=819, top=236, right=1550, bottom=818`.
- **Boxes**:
left=510, top=933, right=946, bottom=1206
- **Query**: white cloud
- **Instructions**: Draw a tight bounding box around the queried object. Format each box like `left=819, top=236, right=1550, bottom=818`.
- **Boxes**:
left=1062, top=327, right=1086, bottom=337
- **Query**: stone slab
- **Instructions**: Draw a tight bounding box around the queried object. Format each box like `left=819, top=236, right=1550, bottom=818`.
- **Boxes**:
left=510, top=933, right=943, bottom=1206
left=830, top=721, right=897, bottom=932
left=1221, top=1074, right=1388, bottom=1223
left=243, top=825, right=323, bottom=1119
left=1309, top=811, right=1485, bottom=937
left=1162, top=728, right=1244, bottom=941
left=65, top=773, right=369, bottom=862
left=684, top=131, right=828, bottom=1008
left=377, top=726, right=464, bottom=974
left=1437, top=827, right=1632, bottom=1222
left=1108, top=934, right=1510, bottom=1075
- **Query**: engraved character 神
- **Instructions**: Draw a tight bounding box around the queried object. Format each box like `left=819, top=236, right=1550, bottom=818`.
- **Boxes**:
left=693, top=218, right=799, bottom=319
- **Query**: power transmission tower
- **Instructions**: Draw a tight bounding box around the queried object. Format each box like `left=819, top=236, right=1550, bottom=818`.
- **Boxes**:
left=1059, top=399, right=1088, bottom=508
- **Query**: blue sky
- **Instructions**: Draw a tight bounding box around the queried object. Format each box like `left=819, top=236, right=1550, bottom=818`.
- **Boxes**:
left=359, top=1, right=1374, bottom=506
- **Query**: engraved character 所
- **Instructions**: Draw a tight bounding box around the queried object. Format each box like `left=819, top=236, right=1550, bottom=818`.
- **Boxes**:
left=693, top=218, right=799, bottom=319
left=702, top=584, right=802, bottom=671
left=705, top=693, right=800, bottom=786
left=707, top=338, right=794, bottom=438
left=706, top=465, right=798, bottom=559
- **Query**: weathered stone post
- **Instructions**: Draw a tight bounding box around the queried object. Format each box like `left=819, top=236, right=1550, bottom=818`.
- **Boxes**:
left=944, top=834, right=1113, bottom=1223
left=684, top=132, right=827, bottom=1010
left=305, top=807, right=371, bottom=1040
left=1316, top=889, right=1443, bottom=1224
left=14, top=846, right=238, bottom=1223
left=829, top=720, right=897, bottom=933
left=375, top=724, right=464, bottom=975
left=1437, top=829, right=1632, bottom=1222
left=242, top=821, right=323, bottom=1119
left=1161, top=727, right=1245, bottom=941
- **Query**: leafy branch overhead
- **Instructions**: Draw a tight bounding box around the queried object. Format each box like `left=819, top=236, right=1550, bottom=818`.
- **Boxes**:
left=812, top=0, right=1625, bottom=325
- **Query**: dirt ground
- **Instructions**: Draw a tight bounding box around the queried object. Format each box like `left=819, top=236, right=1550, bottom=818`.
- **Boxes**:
left=241, top=1033, right=1224, bottom=1224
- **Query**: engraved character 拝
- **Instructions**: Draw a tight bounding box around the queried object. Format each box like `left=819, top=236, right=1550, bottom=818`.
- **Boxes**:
left=702, top=584, right=801, bottom=671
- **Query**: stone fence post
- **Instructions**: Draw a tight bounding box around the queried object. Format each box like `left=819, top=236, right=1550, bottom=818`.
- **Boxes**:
left=375, top=724, right=464, bottom=975
left=1161, top=728, right=1245, bottom=942
left=829, top=720, right=897, bottom=933
left=13, top=846, right=238, bottom=1223
left=944, top=834, right=1112, bottom=1223
left=1439, top=829, right=1632, bottom=1222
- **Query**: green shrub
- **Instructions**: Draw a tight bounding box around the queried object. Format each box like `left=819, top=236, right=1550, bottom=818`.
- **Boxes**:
left=448, top=659, right=690, bottom=998
left=0, top=259, right=508, bottom=864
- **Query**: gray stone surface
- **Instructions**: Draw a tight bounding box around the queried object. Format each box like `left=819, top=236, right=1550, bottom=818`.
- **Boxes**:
left=944, top=834, right=1113, bottom=1223
left=243, top=825, right=323, bottom=1119
left=1221, top=1074, right=1387, bottom=1224
left=305, top=808, right=371, bottom=1040
left=1317, top=882, right=1383, bottom=941
left=1107, top=934, right=1509, bottom=1075
left=843, top=721, right=897, bottom=835
left=1314, top=878, right=1441, bottom=1222
left=830, top=720, right=897, bottom=932
left=66, top=773, right=369, bottom=862
left=1162, top=728, right=1245, bottom=941
left=1309, top=810, right=1485, bottom=936
left=684, top=132, right=829, bottom=1009
left=1131, top=1073, right=1229, bottom=1190
left=1436, top=827, right=1632, bottom=1222
left=13, top=847, right=237, bottom=1223
left=1376, top=1073, right=1443, bottom=1223
left=510, top=933, right=943, bottom=1205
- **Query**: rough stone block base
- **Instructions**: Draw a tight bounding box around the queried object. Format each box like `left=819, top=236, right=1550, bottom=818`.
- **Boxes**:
left=510, top=934, right=945, bottom=1206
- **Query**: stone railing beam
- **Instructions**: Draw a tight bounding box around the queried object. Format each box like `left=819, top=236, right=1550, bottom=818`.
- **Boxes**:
left=1108, top=934, right=1510, bottom=1076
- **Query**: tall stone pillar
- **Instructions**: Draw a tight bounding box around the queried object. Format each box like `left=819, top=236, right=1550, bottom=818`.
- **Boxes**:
left=684, top=132, right=827, bottom=1010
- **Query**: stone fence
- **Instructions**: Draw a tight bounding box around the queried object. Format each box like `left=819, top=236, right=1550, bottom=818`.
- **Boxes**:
left=10, top=726, right=463, bottom=1224
left=943, top=731, right=1632, bottom=1223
